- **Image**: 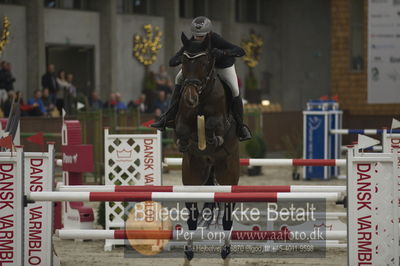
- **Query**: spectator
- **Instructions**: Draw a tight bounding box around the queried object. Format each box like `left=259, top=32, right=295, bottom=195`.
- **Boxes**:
left=115, top=93, right=127, bottom=110
left=16, top=91, right=31, bottom=116
left=41, top=64, right=57, bottom=104
left=89, top=91, right=103, bottom=110
left=103, top=92, right=117, bottom=109
left=153, top=90, right=169, bottom=113
left=155, top=64, right=173, bottom=95
left=143, top=70, right=158, bottom=113
left=65, top=73, right=77, bottom=115
left=154, top=108, right=162, bottom=122
left=3, top=90, right=28, bottom=117
left=56, top=70, right=68, bottom=114
left=128, top=93, right=147, bottom=113
left=66, top=73, right=77, bottom=98
left=27, top=89, right=47, bottom=116
left=0, top=62, right=16, bottom=106
left=41, top=88, right=56, bottom=115
left=0, top=62, right=16, bottom=92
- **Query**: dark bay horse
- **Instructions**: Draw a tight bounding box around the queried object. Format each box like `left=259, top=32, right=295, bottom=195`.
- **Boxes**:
left=174, top=33, right=240, bottom=260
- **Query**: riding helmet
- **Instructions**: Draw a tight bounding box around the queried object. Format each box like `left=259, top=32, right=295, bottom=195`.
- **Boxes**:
left=191, top=16, right=212, bottom=37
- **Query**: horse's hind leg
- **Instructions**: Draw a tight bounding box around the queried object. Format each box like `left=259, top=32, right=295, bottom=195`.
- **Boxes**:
left=222, top=202, right=235, bottom=230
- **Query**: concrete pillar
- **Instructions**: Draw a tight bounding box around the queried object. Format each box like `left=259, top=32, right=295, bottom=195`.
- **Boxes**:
left=24, top=0, right=45, bottom=97
left=214, top=0, right=235, bottom=41
left=153, top=0, right=180, bottom=77
left=98, top=0, right=118, bottom=99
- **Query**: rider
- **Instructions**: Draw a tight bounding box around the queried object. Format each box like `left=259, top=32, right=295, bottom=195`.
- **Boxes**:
left=151, top=16, right=252, bottom=141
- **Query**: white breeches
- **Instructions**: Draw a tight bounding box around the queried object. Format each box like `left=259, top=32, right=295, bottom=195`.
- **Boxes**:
left=175, top=65, right=240, bottom=97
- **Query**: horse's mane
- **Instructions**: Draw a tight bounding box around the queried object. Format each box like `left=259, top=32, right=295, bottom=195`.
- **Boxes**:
left=183, top=41, right=208, bottom=55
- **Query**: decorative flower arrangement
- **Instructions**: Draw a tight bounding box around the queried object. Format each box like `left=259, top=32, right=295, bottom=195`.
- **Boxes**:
left=0, top=16, right=10, bottom=55
left=241, top=30, right=263, bottom=68
left=133, top=24, right=162, bottom=66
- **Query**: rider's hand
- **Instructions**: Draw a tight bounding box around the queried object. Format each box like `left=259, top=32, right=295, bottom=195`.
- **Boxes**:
left=211, top=48, right=225, bottom=58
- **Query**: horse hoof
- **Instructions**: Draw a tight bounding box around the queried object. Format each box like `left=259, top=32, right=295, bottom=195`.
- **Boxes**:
left=184, top=246, right=194, bottom=261
left=221, top=245, right=231, bottom=260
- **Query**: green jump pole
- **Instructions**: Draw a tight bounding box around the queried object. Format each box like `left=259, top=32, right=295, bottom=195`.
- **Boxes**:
left=21, top=132, right=61, bottom=138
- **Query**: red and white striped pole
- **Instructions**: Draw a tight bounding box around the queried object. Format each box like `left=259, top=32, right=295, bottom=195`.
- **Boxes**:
left=164, top=158, right=346, bottom=167
left=57, top=229, right=346, bottom=241
left=57, top=185, right=346, bottom=193
left=29, top=191, right=341, bottom=202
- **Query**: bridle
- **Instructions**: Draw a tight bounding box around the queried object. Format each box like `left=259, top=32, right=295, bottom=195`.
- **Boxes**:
left=182, top=51, right=215, bottom=95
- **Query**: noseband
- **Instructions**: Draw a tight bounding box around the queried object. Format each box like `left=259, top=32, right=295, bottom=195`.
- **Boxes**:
left=182, top=51, right=215, bottom=95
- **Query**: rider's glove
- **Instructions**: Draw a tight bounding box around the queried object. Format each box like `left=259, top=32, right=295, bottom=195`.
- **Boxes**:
left=211, top=48, right=225, bottom=59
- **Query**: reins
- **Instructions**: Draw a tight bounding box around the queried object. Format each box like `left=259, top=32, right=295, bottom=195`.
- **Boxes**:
left=182, top=51, right=215, bottom=97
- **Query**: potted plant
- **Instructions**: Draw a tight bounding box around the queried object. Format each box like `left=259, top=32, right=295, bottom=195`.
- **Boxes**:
left=245, top=69, right=261, bottom=103
left=241, top=30, right=263, bottom=104
left=245, top=134, right=267, bottom=176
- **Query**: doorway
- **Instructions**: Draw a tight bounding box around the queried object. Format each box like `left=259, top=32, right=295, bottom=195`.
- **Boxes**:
left=46, top=45, right=95, bottom=97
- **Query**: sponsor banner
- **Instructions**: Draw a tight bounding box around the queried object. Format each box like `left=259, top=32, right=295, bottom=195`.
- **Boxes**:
left=61, top=145, right=93, bottom=173
left=368, top=0, right=400, bottom=103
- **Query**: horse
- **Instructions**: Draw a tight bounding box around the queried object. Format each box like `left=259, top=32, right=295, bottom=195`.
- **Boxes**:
left=174, top=33, right=240, bottom=260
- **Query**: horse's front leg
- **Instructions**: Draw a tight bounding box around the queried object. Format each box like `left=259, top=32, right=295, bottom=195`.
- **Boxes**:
left=183, top=201, right=198, bottom=261
left=182, top=155, right=209, bottom=261
left=175, top=123, right=191, bottom=152
left=205, top=116, right=225, bottom=147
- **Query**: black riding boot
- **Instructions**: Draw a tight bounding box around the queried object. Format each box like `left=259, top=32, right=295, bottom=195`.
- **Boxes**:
left=151, top=85, right=181, bottom=131
left=232, top=96, right=252, bottom=141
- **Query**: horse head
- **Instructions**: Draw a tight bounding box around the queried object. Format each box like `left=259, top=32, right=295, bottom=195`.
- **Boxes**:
left=180, top=32, right=215, bottom=108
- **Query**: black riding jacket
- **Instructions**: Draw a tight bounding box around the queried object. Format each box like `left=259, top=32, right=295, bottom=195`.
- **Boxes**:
left=169, top=32, right=245, bottom=69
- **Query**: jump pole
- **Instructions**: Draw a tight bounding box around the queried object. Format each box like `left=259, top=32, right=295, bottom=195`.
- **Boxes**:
left=28, top=191, right=341, bottom=202
left=164, top=158, right=346, bottom=167
left=331, top=129, right=400, bottom=135
left=57, top=184, right=346, bottom=193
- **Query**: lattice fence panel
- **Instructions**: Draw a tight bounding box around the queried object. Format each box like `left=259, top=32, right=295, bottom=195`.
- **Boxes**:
left=104, top=129, right=162, bottom=250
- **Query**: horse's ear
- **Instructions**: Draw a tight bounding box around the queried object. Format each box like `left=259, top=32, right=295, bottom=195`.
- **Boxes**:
left=181, top=32, right=190, bottom=47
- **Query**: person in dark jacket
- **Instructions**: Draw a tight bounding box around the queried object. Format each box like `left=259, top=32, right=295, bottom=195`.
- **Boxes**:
left=151, top=16, right=251, bottom=141
left=41, top=64, right=57, bottom=104
left=0, top=61, right=16, bottom=92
